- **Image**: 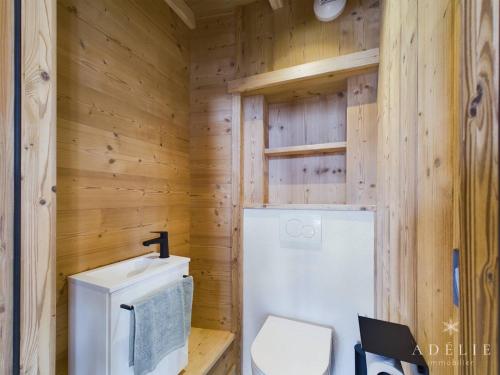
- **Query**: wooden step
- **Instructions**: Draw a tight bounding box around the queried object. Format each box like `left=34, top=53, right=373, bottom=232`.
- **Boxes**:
left=181, top=327, right=235, bottom=375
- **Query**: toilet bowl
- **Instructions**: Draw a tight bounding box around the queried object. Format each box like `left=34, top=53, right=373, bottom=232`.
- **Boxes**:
left=250, top=316, right=332, bottom=375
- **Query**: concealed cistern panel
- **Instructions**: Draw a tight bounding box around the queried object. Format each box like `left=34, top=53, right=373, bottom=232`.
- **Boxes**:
left=279, top=213, right=322, bottom=250
left=243, top=208, right=375, bottom=375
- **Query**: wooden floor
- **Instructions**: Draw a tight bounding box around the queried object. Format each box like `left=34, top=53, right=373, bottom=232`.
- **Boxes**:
left=182, top=327, right=235, bottom=375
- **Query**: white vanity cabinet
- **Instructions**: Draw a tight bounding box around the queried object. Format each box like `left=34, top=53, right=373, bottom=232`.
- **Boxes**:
left=69, top=253, right=190, bottom=375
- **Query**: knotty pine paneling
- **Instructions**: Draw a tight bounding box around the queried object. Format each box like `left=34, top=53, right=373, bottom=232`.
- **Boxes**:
left=56, top=0, right=191, bottom=372
left=0, top=1, right=14, bottom=372
left=346, top=73, right=378, bottom=205
left=416, top=1, right=457, bottom=373
left=460, top=0, right=499, bottom=373
left=21, top=0, right=58, bottom=373
left=189, top=12, right=241, bottom=373
left=243, top=95, right=268, bottom=206
left=190, top=13, right=236, bottom=332
left=239, top=0, right=380, bottom=76
left=377, top=1, right=459, bottom=373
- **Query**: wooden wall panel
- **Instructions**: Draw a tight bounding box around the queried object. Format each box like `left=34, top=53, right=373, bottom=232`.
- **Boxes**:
left=20, top=0, right=58, bottom=373
left=377, top=0, right=402, bottom=325
left=377, top=1, right=459, bottom=373
left=416, top=1, right=456, bottom=372
left=243, top=95, right=268, bottom=206
left=230, top=93, right=243, bottom=373
left=190, top=14, right=236, bottom=332
left=239, top=0, right=380, bottom=76
left=56, top=0, right=191, bottom=372
left=346, top=73, right=378, bottom=205
left=460, top=0, right=499, bottom=373
left=0, top=0, right=14, bottom=373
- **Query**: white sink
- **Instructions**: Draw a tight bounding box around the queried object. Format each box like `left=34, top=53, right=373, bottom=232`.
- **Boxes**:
left=69, top=253, right=191, bottom=375
left=69, top=252, right=189, bottom=292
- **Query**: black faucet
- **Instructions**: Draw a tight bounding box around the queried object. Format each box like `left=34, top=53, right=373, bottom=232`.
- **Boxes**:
left=143, top=231, right=170, bottom=258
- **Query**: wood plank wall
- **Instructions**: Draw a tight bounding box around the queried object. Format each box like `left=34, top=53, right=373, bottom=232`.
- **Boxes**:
left=189, top=1, right=380, bottom=373
left=243, top=95, right=268, bottom=206
left=0, top=1, right=14, bottom=373
left=377, top=0, right=417, bottom=331
left=239, top=0, right=380, bottom=76
left=189, top=12, right=239, bottom=373
left=460, top=0, right=499, bottom=373
left=377, top=1, right=459, bottom=373
left=20, top=0, right=58, bottom=373
left=346, top=73, right=378, bottom=205
left=416, top=1, right=458, bottom=372
left=56, top=0, right=191, bottom=372
left=190, top=13, right=237, bottom=331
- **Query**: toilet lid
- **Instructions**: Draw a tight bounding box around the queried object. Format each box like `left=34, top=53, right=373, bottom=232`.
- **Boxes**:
left=251, top=316, right=332, bottom=375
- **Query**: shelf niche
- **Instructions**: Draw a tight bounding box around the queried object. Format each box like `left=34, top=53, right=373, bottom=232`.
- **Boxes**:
left=232, top=52, right=379, bottom=208
left=266, top=93, right=348, bottom=205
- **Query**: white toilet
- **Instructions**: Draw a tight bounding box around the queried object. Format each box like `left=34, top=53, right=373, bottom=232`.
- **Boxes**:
left=250, top=316, right=333, bottom=375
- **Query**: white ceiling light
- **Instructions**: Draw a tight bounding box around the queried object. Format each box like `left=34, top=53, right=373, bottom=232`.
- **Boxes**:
left=314, top=0, right=347, bottom=22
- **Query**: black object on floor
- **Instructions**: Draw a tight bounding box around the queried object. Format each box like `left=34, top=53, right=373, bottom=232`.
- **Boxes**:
left=358, top=316, right=429, bottom=375
left=354, top=343, right=367, bottom=375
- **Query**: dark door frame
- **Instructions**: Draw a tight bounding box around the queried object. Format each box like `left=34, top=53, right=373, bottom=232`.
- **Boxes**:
left=13, top=0, right=21, bottom=373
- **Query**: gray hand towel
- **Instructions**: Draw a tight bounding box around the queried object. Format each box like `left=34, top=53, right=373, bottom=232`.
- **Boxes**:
left=129, top=276, right=193, bottom=375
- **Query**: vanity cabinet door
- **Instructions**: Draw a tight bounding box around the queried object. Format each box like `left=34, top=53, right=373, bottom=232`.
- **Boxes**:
left=109, top=264, right=189, bottom=375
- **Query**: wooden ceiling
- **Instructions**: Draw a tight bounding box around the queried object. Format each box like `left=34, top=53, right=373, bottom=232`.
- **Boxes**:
left=185, top=0, right=259, bottom=18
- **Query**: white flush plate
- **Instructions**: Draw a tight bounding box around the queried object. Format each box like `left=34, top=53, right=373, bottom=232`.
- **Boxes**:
left=279, top=213, right=322, bottom=250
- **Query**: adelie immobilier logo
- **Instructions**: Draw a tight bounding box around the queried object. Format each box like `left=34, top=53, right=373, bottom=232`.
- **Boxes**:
left=411, top=319, right=492, bottom=368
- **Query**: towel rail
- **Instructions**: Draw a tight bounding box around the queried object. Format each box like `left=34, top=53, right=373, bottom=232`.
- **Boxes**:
left=120, top=275, right=191, bottom=311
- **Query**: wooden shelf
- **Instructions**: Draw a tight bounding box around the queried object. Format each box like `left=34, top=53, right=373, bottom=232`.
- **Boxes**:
left=264, top=142, right=347, bottom=157
left=181, top=327, right=235, bottom=375
left=228, top=48, right=379, bottom=95
left=244, top=204, right=376, bottom=211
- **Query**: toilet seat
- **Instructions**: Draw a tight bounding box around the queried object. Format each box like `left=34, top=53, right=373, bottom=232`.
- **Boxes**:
left=251, top=316, right=332, bottom=375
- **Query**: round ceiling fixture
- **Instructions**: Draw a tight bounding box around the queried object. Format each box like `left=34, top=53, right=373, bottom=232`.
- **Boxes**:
left=314, top=0, right=347, bottom=22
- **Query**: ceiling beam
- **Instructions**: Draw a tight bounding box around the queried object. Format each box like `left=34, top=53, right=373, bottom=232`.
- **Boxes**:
left=269, top=0, right=284, bottom=10
left=164, top=0, right=196, bottom=29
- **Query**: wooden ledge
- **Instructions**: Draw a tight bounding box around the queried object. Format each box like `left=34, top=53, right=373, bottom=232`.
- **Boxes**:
left=244, top=204, right=376, bottom=211
left=228, top=48, right=379, bottom=95
left=265, top=142, right=347, bottom=157
left=181, top=327, right=235, bottom=375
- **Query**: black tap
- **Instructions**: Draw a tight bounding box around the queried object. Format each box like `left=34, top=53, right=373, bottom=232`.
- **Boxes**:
left=143, top=231, right=170, bottom=259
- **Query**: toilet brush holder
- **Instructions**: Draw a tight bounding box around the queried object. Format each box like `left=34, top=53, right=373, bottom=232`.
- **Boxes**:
left=354, top=344, right=367, bottom=375
left=358, top=316, right=429, bottom=375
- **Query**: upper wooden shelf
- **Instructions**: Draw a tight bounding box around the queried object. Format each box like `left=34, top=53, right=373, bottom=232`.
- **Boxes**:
left=264, top=142, right=347, bottom=157
left=228, top=48, right=379, bottom=96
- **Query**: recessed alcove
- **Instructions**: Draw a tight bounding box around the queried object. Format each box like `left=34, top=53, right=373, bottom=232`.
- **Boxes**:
left=229, top=49, right=379, bottom=208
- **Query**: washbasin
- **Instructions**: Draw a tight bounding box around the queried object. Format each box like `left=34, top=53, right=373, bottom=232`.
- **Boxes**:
left=69, top=252, right=190, bottom=292
left=69, top=252, right=191, bottom=374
